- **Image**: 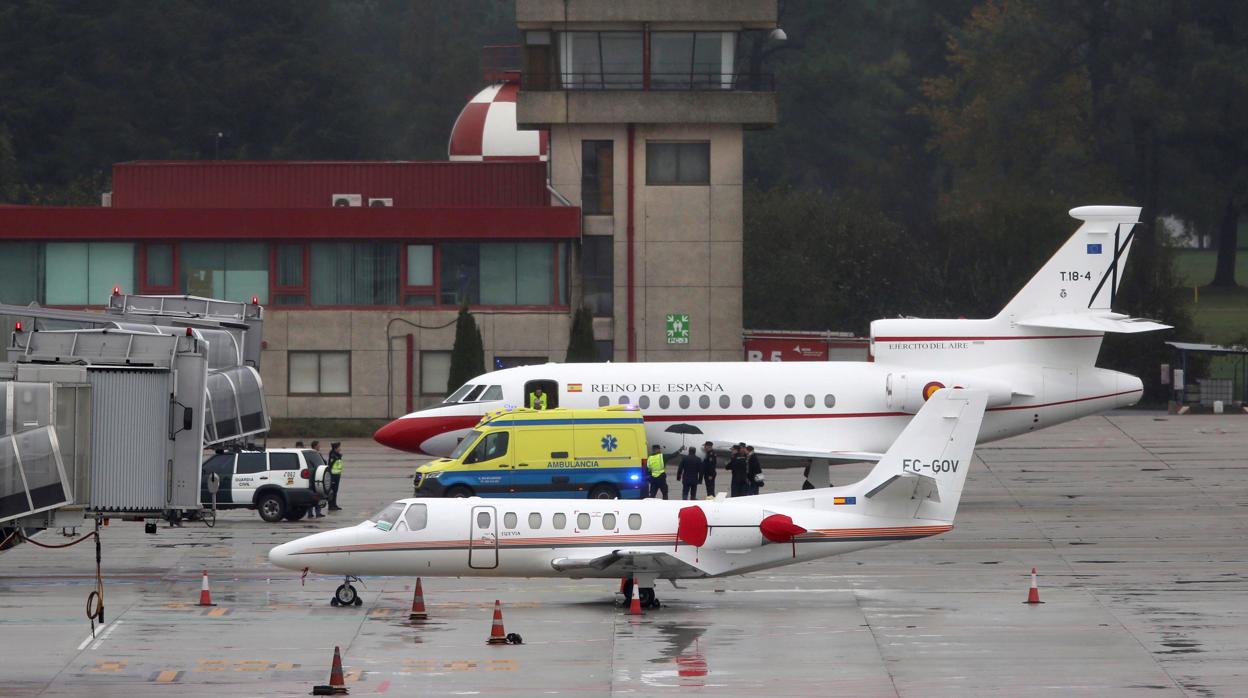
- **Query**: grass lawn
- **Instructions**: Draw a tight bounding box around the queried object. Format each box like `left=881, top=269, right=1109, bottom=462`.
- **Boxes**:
left=1171, top=249, right=1248, bottom=345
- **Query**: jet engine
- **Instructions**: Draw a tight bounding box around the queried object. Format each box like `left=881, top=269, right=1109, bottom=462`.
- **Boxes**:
left=885, top=372, right=1014, bottom=412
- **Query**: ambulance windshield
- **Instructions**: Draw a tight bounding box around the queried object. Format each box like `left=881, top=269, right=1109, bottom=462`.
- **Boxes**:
left=449, top=430, right=483, bottom=460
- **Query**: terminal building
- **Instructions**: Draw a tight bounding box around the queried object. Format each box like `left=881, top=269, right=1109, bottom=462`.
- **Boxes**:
left=0, top=0, right=778, bottom=420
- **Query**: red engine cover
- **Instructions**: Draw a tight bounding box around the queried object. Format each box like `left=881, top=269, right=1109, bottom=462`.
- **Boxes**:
left=759, top=513, right=807, bottom=543
left=677, top=506, right=709, bottom=547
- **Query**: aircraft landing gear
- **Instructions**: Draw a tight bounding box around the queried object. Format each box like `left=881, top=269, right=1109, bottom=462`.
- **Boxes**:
left=330, top=576, right=364, bottom=607
left=639, top=587, right=661, bottom=609
left=619, top=576, right=662, bottom=609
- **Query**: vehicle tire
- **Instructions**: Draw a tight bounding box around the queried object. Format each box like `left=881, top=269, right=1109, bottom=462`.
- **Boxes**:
left=257, top=493, right=286, bottom=523
left=284, top=506, right=309, bottom=521
left=588, top=484, right=618, bottom=500
left=638, top=587, right=656, bottom=607
left=444, top=485, right=474, bottom=498
left=335, top=583, right=358, bottom=606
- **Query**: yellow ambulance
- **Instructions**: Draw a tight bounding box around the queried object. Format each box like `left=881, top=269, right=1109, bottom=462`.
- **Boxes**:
left=412, top=406, right=649, bottom=499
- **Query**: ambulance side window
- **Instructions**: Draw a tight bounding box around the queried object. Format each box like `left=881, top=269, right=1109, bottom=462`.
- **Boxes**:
left=405, top=504, right=427, bottom=531
left=628, top=513, right=642, bottom=530
left=464, top=432, right=509, bottom=464
left=553, top=513, right=566, bottom=529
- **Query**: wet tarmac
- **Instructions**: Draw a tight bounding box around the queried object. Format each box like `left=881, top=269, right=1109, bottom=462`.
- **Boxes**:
left=1, top=412, right=1246, bottom=697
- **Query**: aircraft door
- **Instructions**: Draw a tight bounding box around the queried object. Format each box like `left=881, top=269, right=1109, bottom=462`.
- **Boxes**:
left=523, top=380, right=559, bottom=409
left=469, top=505, right=499, bottom=569
left=886, top=373, right=908, bottom=412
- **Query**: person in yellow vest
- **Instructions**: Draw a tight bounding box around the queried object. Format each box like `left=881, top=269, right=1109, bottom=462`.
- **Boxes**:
left=327, top=442, right=344, bottom=511
left=646, top=444, right=669, bottom=500
left=528, top=386, right=548, bottom=410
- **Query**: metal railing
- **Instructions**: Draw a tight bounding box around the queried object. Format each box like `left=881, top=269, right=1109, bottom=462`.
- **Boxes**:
left=521, top=72, right=775, bottom=92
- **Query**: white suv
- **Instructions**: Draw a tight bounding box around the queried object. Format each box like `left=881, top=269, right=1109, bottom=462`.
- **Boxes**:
left=200, top=448, right=331, bottom=522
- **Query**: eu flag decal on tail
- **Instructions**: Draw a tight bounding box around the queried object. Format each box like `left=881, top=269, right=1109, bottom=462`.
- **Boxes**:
left=1086, top=243, right=1103, bottom=254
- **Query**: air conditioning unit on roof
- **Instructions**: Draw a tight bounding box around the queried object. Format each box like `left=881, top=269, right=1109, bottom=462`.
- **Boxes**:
left=332, top=194, right=362, bottom=207
left=368, top=198, right=393, bottom=207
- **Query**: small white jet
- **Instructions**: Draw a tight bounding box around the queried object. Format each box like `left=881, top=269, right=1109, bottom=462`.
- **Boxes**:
left=271, top=389, right=987, bottom=608
left=375, top=206, right=1166, bottom=485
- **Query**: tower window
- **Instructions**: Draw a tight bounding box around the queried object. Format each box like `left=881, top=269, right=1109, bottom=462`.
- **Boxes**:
left=646, top=142, right=710, bottom=185
left=581, top=141, right=614, bottom=214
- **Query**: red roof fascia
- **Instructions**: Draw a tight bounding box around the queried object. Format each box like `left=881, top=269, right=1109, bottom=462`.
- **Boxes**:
left=0, top=206, right=581, bottom=240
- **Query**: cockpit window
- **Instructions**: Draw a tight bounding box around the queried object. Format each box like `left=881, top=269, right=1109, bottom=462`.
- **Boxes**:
left=449, top=430, right=483, bottom=460
left=480, top=385, right=503, bottom=401
left=368, top=502, right=407, bottom=532
left=464, top=385, right=486, bottom=402
left=445, top=384, right=475, bottom=403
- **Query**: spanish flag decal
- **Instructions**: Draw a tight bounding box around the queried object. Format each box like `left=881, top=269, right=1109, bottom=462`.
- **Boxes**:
left=567, top=383, right=583, bottom=393
left=833, top=497, right=856, bottom=505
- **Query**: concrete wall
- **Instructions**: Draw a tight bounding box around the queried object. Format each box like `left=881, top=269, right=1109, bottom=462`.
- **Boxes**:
left=518, top=91, right=777, bottom=130
left=264, top=309, right=573, bottom=419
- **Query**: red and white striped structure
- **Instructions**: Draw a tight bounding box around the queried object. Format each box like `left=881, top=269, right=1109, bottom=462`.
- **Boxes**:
left=448, top=83, right=548, bottom=162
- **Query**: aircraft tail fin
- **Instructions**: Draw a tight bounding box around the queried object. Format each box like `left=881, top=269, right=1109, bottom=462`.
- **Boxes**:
left=848, top=388, right=987, bottom=523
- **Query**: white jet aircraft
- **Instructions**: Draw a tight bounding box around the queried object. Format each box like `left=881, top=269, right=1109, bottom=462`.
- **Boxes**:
left=374, top=206, right=1166, bottom=484
left=272, top=389, right=986, bottom=608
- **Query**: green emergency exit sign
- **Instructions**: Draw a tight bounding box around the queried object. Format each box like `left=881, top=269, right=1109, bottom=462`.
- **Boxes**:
left=665, top=314, right=690, bottom=344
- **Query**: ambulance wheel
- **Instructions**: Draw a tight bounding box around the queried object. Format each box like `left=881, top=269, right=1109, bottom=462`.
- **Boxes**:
left=639, top=587, right=656, bottom=607
left=589, top=484, right=619, bottom=500
left=334, top=583, right=358, bottom=607
left=257, top=493, right=286, bottom=523
left=445, top=486, right=473, bottom=498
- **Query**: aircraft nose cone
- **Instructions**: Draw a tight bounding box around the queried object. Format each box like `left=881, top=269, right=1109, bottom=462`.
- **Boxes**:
left=373, top=418, right=425, bottom=453
left=268, top=541, right=296, bottom=571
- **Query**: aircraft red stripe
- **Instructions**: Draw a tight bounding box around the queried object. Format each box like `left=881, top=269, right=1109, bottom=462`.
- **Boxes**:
left=986, top=389, right=1141, bottom=412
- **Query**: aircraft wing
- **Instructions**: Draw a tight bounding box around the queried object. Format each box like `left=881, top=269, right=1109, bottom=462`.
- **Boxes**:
left=739, top=441, right=884, bottom=463
left=1018, top=312, right=1171, bottom=334
left=550, top=549, right=709, bottom=577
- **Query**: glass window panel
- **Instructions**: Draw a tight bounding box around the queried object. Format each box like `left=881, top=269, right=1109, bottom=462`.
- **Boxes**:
left=87, top=243, right=134, bottom=302
left=553, top=512, right=566, bottom=529
left=353, top=242, right=399, bottom=305
left=659, top=395, right=670, bottom=409
left=479, top=243, right=517, bottom=305
left=679, top=143, right=710, bottom=183
left=699, top=395, right=710, bottom=409
left=742, top=395, right=753, bottom=408
left=581, top=141, right=613, bottom=214
left=269, top=452, right=299, bottom=471
left=481, top=385, right=504, bottom=401
left=692, top=32, right=724, bottom=86
left=440, top=243, right=479, bottom=305
left=504, top=512, right=518, bottom=529
left=0, top=438, right=25, bottom=519
left=404, top=294, right=435, bottom=306
left=764, top=394, right=775, bottom=408
left=181, top=242, right=226, bottom=298
left=420, top=351, right=452, bottom=395
left=719, top=395, right=730, bottom=409
left=805, top=394, right=816, bottom=408
left=224, top=243, right=268, bottom=304
left=15, top=427, right=66, bottom=510
left=638, top=395, right=650, bottom=409
left=679, top=395, right=690, bottom=409
left=276, top=244, right=304, bottom=287
left=628, top=513, right=642, bottom=530
left=528, top=512, right=542, bottom=529
left=310, top=243, right=353, bottom=305
left=406, top=245, right=433, bottom=286
left=600, top=32, right=642, bottom=88
left=477, top=511, right=491, bottom=528
left=650, top=32, right=694, bottom=88
left=646, top=143, right=679, bottom=184
left=405, top=503, right=428, bottom=531
left=564, top=32, right=601, bottom=87
left=597, top=395, right=609, bottom=407
left=320, top=352, right=350, bottom=394
left=577, top=512, right=591, bottom=529
left=515, top=243, right=552, bottom=305
left=582, top=236, right=613, bottom=316
left=557, top=242, right=569, bottom=305
left=0, top=242, right=41, bottom=304
left=44, top=243, right=89, bottom=305
left=236, top=453, right=266, bottom=474
left=784, top=394, right=796, bottom=408
left=602, top=513, right=616, bottom=529
left=825, top=394, right=836, bottom=408
left=273, top=294, right=306, bottom=306
left=145, top=244, right=174, bottom=288
left=289, top=353, right=320, bottom=394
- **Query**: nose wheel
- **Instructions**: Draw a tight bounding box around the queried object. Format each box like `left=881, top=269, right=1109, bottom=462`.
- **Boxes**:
left=330, top=576, right=364, bottom=607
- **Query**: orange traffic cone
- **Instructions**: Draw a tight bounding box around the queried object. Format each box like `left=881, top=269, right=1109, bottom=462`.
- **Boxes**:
left=1023, top=567, right=1044, bottom=604
left=486, top=600, right=509, bottom=645
left=197, top=570, right=215, bottom=607
left=628, top=577, right=643, bottom=616
left=408, top=578, right=428, bottom=620
left=312, top=645, right=349, bottom=695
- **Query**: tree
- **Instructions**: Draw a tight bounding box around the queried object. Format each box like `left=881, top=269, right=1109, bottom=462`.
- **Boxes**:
left=446, top=303, right=484, bottom=395
left=565, top=306, right=598, bottom=362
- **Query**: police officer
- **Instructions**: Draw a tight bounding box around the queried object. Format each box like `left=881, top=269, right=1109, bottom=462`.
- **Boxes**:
left=327, top=442, right=344, bottom=511
left=676, top=447, right=702, bottom=500
left=528, top=386, right=548, bottom=410
left=726, top=444, right=750, bottom=497
left=746, top=445, right=764, bottom=495
left=646, top=444, right=669, bottom=500
left=700, top=441, right=717, bottom=498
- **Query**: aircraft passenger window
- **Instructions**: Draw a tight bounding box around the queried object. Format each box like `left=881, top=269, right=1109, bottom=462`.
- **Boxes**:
left=618, top=395, right=630, bottom=405
left=477, top=511, right=491, bottom=528
left=764, top=394, right=775, bottom=409
left=598, top=396, right=610, bottom=407
left=481, top=385, right=504, bottom=401
left=465, top=385, right=487, bottom=402
left=825, top=394, right=836, bottom=408
left=504, top=512, right=518, bottom=529
left=446, top=384, right=475, bottom=403
left=719, top=395, right=730, bottom=409
left=679, top=395, right=690, bottom=409
left=628, top=513, right=642, bottom=530
left=742, top=395, right=753, bottom=408
left=602, top=513, right=617, bottom=529
left=804, top=394, right=816, bottom=408
left=405, top=504, right=428, bottom=531
left=528, top=512, right=542, bottom=529
left=577, top=513, right=591, bottom=530
left=659, top=395, right=671, bottom=409
left=464, top=431, right=509, bottom=464
left=638, top=395, right=650, bottom=409
left=784, top=394, right=796, bottom=408
left=698, top=395, right=710, bottom=409
left=553, top=513, right=567, bottom=529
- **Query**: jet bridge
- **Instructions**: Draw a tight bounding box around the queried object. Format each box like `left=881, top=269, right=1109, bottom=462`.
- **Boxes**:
left=0, top=296, right=270, bottom=530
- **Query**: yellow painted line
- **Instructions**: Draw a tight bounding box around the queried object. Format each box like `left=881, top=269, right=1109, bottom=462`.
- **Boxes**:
left=273, top=662, right=299, bottom=670
left=195, top=660, right=227, bottom=672
left=487, top=659, right=517, bottom=671
left=152, top=670, right=182, bottom=683
left=90, top=660, right=126, bottom=673
left=204, top=607, right=230, bottom=617
left=235, top=660, right=271, bottom=672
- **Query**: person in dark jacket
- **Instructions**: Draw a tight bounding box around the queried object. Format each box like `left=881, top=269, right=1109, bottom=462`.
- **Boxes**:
left=726, top=444, right=750, bottom=497
left=700, top=441, right=717, bottom=497
left=746, top=445, right=763, bottom=495
left=676, top=447, right=703, bottom=500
